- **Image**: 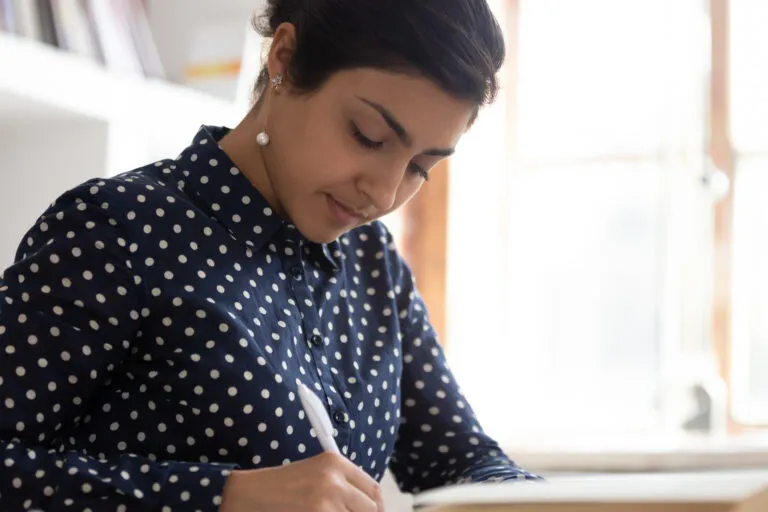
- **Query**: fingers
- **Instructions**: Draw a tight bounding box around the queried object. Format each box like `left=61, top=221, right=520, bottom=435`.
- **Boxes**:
left=372, top=483, right=385, bottom=512
left=358, top=480, right=384, bottom=512
left=316, top=452, right=384, bottom=512
left=340, top=461, right=383, bottom=512
left=343, top=483, right=379, bottom=512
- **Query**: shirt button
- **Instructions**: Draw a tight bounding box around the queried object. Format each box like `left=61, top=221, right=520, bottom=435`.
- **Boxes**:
left=310, top=335, right=323, bottom=347
left=290, top=265, right=302, bottom=280
left=332, top=410, right=347, bottom=424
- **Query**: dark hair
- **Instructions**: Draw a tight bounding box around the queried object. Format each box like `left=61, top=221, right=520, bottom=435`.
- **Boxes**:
left=251, top=0, right=505, bottom=108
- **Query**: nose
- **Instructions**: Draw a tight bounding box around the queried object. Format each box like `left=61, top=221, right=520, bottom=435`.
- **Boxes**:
left=357, top=162, right=406, bottom=213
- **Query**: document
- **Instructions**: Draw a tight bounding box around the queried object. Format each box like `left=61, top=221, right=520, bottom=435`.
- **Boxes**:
left=414, top=469, right=768, bottom=512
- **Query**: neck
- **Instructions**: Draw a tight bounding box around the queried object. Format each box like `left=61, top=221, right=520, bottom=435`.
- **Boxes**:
left=218, top=109, right=286, bottom=218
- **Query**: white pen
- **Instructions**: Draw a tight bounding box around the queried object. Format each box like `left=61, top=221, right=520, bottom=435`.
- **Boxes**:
left=297, top=382, right=341, bottom=454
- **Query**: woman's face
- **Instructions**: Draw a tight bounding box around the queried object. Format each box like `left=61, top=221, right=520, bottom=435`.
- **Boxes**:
left=262, top=68, right=476, bottom=244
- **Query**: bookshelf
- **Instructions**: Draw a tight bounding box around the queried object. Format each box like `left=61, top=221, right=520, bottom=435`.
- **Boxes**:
left=0, top=33, right=241, bottom=127
left=0, top=0, right=261, bottom=267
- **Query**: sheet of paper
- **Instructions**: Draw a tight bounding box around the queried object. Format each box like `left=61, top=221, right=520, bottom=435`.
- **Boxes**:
left=413, top=470, right=768, bottom=508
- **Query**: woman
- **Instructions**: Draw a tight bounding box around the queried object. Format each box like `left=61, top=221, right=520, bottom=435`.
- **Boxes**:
left=0, top=0, right=539, bottom=510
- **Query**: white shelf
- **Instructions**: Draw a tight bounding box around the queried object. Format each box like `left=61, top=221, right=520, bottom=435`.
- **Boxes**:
left=0, top=32, right=241, bottom=128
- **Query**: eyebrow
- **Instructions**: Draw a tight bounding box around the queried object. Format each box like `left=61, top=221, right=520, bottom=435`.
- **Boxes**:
left=356, top=96, right=455, bottom=157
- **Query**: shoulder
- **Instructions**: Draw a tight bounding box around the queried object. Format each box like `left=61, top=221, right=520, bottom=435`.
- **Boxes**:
left=88, top=161, right=189, bottom=211
left=39, top=161, right=177, bottom=213
left=39, top=161, right=188, bottom=229
left=13, top=161, right=182, bottom=262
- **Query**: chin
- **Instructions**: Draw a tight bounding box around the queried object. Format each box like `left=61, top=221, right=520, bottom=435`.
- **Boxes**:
left=304, top=229, right=342, bottom=245
left=286, top=197, right=364, bottom=245
left=293, top=217, right=347, bottom=245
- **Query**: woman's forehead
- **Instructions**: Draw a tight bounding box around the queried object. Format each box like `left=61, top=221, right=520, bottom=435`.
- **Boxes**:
left=325, top=69, right=476, bottom=145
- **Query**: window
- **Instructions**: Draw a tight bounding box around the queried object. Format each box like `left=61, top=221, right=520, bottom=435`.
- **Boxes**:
left=732, top=156, right=768, bottom=423
left=439, top=0, right=767, bottom=446
left=730, top=0, right=768, bottom=424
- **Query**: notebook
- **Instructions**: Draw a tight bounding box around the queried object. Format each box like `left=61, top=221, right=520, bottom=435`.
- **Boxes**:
left=413, top=469, right=768, bottom=512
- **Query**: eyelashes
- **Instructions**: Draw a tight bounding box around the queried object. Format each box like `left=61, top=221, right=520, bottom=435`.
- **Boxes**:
left=351, top=123, right=384, bottom=150
left=408, top=163, right=429, bottom=180
left=350, top=122, right=429, bottom=180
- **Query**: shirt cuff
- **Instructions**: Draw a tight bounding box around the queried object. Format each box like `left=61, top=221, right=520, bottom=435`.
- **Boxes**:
left=456, top=457, right=544, bottom=484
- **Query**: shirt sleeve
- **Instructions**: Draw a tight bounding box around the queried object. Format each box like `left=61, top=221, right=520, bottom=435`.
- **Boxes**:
left=0, top=185, right=237, bottom=511
left=383, top=233, right=541, bottom=494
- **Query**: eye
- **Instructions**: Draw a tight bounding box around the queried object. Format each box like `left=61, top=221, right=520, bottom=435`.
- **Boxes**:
left=409, top=163, right=429, bottom=181
left=351, top=122, right=384, bottom=150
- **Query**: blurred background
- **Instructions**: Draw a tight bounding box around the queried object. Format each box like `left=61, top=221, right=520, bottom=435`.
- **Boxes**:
left=0, top=0, right=766, bottom=485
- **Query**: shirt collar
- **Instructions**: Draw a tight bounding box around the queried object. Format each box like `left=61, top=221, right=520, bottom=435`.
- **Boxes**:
left=176, top=125, right=339, bottom=271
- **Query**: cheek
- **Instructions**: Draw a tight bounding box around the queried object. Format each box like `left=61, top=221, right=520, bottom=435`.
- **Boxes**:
left=273, top=132, right=340, bottom=187
left=284, top=120, right=361, bottom=186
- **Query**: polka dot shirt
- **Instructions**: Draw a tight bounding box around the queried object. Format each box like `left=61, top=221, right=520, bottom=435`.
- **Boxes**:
left=0, top=126, right=538, bottom=510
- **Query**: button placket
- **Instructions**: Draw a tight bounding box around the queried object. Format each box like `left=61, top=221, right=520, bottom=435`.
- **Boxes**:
left=284, top=242, right=351, bottom=450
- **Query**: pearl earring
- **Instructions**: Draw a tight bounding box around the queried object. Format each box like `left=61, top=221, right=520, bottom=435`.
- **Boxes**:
left=256, top=131, right=270, bottom=146
left=256, top=74, right=283, bottom=147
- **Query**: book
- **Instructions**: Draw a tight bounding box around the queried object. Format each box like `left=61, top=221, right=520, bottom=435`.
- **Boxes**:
left=12, top=0, right=42, bottom=41
left=85, top=0, right=143, bottom=75
left=413, top=470, right=768, bottom=512
left=36, top=0, right=58, bottom=46
left=123, top=0, right=165, bottom=78
left=50, top=0, right=98, bottom=59
left=1, top=0, right=17, bottom=33
left=182, top=19, right=246, bottom=100
left=80, top=0, right=104, bottom=64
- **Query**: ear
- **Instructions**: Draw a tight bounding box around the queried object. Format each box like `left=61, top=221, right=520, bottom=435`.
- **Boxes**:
left=267, top=22, right=297, bottom=84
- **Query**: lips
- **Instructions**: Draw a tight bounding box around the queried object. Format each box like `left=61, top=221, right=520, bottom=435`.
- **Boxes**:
left=336, top=198, right=365, bottom=218
left=327, top=194, right=368, bottom=225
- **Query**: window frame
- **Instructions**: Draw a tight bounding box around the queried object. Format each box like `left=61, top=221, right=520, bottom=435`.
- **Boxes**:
left=712, top=0, right=768, bottom=429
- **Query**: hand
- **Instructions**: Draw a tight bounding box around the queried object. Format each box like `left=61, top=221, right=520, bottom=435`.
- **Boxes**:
left=219, top=452, right=385, bottom=512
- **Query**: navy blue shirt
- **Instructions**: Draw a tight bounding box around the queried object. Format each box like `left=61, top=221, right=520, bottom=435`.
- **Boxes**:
left=0, top=126, right=537, bottom=511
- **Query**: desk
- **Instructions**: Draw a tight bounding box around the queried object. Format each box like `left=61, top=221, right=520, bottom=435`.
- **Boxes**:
left=414, top=470, right=768, bottom=512
left=507, top=433, right=768, bottom=473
